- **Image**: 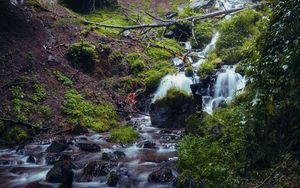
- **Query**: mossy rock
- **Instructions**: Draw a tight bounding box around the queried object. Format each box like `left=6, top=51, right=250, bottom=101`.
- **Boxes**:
left=67, top=41, right=99, bottom=72
left=150, top=87, right=196, bottom=128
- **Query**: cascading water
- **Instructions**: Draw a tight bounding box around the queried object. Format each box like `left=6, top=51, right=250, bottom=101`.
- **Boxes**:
left=203, top=65, right=246, bottom=114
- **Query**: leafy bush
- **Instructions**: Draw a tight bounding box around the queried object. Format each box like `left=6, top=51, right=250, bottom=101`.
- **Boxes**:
left=110, top=126, right=139, bottom=144
left=67, top=41, right=99, bottom=71
left=190, top=21, right=214, bottom=49
left=53, top=71, right=73, bottom=87
left=63, top=90, right=119, bottom=132
left=197, top=61, right=215, bottom=78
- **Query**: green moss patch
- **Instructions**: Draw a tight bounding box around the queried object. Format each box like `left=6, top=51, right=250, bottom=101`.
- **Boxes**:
left=109, top=125, right=139, bottom=144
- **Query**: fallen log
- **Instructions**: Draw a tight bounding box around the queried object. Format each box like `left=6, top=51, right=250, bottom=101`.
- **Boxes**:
left=82, top=3, right=262, bottom=30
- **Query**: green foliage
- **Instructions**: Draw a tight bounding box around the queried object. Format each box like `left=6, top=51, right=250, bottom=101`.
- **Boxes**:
left=63, top=90, right=119, bottom=132
left=84, top=9, right=134, bottom=37
left=53, top=71, right=73, bottom=87
left=190, top=21, right=214, bottom=49
left=67, top=41, right=99, bottom=71
left=110, top=125, right=139, bottom=144
left=197, top=61, right=215, bottom=78
left=31, top=84, right=47, bottom=102
left=6, top=127, right=29, bottom=144
left=216, top=9, right=262, bottom=64
left=178, top=106, right=251, bottom=187
left=40, top=105, right=51, bottom=118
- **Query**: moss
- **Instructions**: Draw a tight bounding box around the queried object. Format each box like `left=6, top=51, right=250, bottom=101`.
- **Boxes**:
left=12, top=99, right=33, bottom=122
left=110, top=125, right=139, bottom=144
left=63, top=90, right=119, bottom=132
left=126, top=53, right=146, bottom=75
left=67, top=41, right=99, bottom=72
left=156, top=87, right=192, bottom=103
left=185, top=66, right=194, bottom=77
left=6, top=127, right=29, bottom=144
left=197, top=61, right=215, bottom=78
left=53, top=71, right=73, bottom=87
left=190, top=21, right=214, bottom=49
left=144, top=70, right=165, bottom=90
left=40, top=105, right=51, bottom=118
left=26, top=0, right=48, bottom=12
left=216, top=9, right=262, bottom=64
left=108, top=49, right=123, bottom=63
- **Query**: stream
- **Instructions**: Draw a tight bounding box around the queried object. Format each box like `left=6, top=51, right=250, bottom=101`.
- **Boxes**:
left=1, top=0, right=251, bottom=187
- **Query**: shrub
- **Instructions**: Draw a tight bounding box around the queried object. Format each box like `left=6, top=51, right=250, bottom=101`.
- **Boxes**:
left=63, top=90, right=119, bottom=132
left=67, top=41, right=98, bottom=71
left=31, top=84, right=47, bottom=102
left=110, top=126, right=139, bottom=144
left=53, top=71, right=73, bottom=87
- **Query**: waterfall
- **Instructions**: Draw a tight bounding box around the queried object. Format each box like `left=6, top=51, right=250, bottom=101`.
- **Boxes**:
left=152, top=72, right=193, bottom=103
left=204, top=65, right=245, bottom=114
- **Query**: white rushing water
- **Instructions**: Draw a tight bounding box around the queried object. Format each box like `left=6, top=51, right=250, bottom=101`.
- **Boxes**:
left=203, top=65, right=246, bottom=114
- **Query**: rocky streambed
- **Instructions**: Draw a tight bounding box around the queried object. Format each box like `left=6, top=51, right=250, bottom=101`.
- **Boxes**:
left=0, top=116, right=188, bottom=188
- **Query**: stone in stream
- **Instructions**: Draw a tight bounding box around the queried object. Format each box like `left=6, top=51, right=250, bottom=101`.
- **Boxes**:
left=26, top=156, right=35, bottom=163
left=106, top=167, right=129, bottom=187
left=25, top=181, right=53, bottom=188
left=148, top=166, right=175, bottom=183
left=46, top=160, right=74, bottom=186
left=150, top=90, right=196, bottom=128
left=102, top=151, right=126, bottom=161
left=71, top=123, right=89, bottom=135
left=137, top=140, right=157, bottom=149
left=46, top=139, right=70, bottom=153
left=80, top=161, right=117, bottom=181
left=75, top=141, right=101, bottom=152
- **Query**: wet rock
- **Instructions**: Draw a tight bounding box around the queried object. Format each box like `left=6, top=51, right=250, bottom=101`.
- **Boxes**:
left=137, top=140, right=157, bottom=149
left=106, top=170, right=119, bottom=187
left=46, top=161, right=74, bottom=185
left=76, top=141, right=101, bottom=152
left=190, top=0, right=215, bottom=9
left=148, top=166, right=175, bottom=183
left=71, top=123, right=89, bottom=135
left=46, top=139, right=69, bottom=153
left=0, top=158, right=23, bottom=165
left=113, top=151, right=126, bottom=159
left=150, top=91, right=196, bottom=128
left=26, top=156, right=35, bottom=163
left=106, top=167, right=128, bottom=187
left=47, top=55, right=58, bottom=63
left=80, top=161, right=117, bottom=181
left=25, top=181, right=53, bottom=188
left=102, top=152, right=114, bottom=161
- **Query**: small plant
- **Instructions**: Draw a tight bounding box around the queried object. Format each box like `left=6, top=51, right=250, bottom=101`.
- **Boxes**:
left=53, top=71, right=73, bottom=87
left=110, top=125, right=139, bottom=144
left=31, top=84, right=47, bottom=102
left=67, top=41, right=99, bottom=71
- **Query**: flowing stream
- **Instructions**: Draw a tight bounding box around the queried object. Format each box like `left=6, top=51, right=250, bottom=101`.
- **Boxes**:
left=0, top=0, right=251, bottom=187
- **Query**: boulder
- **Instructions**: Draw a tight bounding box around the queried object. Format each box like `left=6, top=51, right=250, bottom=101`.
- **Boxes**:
left=150, top=89, right=196, bottom=128
left=106, top=170, right=119, bottom=187
left=75, top=141, right=101, bottom=152
left=190, top=0, right=215, bottom=9
left=46, top=139, right=69, bottom=153
left=137, top=140, right=157, bottom=149
left=102, top=151, right=126, bottom=161
left=80, top=161, right=117, bottom=181
left=26, top=156, right=35, bottom=163
left=148, top=166, right=175, bottom=183
left=46, top=161, right=74, bottom=186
